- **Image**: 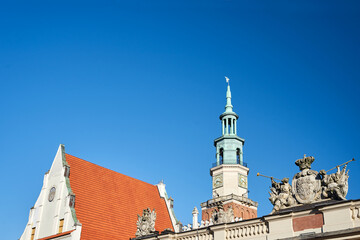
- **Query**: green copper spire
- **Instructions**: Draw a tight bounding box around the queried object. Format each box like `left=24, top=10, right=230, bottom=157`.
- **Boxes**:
left=225, top=77, right=233, bottom=113
left=214, top=76, right=244, bottom=167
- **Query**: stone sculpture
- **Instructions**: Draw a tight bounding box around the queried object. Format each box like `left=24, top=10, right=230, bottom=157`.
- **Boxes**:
left=263, top=155, right=353, bottom=214
left=319, top=165, right=349, bottom=200
left=211, top=202, right=234, bottom=224
left=135, top=208, right=156, bottom=237
left=269, top=177, right=296, bottom=213
left=292, top=155, right=322, bottom=204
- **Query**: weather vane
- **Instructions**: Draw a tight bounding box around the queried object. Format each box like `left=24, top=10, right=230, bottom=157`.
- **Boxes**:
left=225, top=76, right=230, bottom=85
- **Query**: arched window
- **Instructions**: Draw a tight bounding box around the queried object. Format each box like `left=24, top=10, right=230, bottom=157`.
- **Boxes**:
left=236, top=148, right=241, bottom=164
left=219, top=148, right=224, bottom=164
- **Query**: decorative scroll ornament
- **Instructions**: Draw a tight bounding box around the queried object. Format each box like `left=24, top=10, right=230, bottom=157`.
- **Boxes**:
left=212, top=202, right=234, bottom=224
left=135, top=208, right=156, bottom=237
left=264, top=155, right=353, bottom=214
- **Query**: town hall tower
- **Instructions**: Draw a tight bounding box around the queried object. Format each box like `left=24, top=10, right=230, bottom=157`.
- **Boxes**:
left=201, top=78, right=258, bottom=221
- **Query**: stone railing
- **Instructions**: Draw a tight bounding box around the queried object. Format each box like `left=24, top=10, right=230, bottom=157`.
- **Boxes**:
left=351, top=205, right=360, bottom=220
left=177, top=230, right=213, bottom=240
left=225, top=221, right=268, bottom=239
left=169, top=219, right=268, bottom=240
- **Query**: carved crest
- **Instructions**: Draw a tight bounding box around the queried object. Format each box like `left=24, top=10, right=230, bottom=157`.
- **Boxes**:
left=292, top=156, right=322, bottom=204
left=266, top=155, right=352, bottom=214
left=135, top=208, right=156, bottom=237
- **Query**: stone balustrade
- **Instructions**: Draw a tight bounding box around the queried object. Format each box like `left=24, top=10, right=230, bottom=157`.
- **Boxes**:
left=225, top=221, right=268, bottom=239
left=177, top=229, right=213, bottom=240
left=134, top=200, right=360, bottom=240
left=351, top=205, right=360, bottom=220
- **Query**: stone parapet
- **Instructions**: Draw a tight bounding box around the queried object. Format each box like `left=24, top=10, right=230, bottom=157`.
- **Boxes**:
left=133, top=199, right=360, bottom=240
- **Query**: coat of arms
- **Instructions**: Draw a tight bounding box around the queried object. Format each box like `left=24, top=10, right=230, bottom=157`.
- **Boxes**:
left=135, top=208, right=156, bottom=237
left=292, top=155, right=321, bottom=204
left=258, top=155, right=353, bottom=214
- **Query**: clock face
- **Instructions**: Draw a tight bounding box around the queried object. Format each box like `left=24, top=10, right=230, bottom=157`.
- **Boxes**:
left=48, top=187, right=56, bottom=202
left=238, top=174, right=247, bottom=189
left=213, top=174, right=223, bottom=188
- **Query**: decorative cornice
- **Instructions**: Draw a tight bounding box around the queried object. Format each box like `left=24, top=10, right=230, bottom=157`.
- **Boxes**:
left=214, top=135, right=245, bottom=145
left=200, top=194, right=258, bottom=208
left=210, top=164, right=249, bottom=174
left=219, top=111, right=239, bottom=120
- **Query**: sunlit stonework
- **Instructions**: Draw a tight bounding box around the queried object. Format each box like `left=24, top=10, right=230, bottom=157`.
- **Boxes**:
left=135, top=208, right=157, bottom=237
left=268, top=155, right=352, bottom=214
left=211, top=202, right=234, bottom=224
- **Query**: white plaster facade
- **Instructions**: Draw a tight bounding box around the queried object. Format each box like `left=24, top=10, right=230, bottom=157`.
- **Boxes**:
left=211, top=164, right=249, bottom=197
left=20, top=145, right=81, bottom=240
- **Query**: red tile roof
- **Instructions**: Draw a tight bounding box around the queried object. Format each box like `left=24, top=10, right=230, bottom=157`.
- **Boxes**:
left=37, top=230, right=74, bottom=240
left=65, top=154, right=173, bottom=240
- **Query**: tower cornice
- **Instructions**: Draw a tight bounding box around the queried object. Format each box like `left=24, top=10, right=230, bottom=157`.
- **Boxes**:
left=214, top=135, right=245, bottom=146
left=210, top=164, right=249, bottom=176
left=219, top=111, right=239, bottom=120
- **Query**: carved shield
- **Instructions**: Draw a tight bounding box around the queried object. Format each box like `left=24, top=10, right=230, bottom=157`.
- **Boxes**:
left=292, top=174, right=321, bottom=204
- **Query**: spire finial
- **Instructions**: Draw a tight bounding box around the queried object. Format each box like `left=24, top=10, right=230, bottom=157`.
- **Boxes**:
left=225, top=76, right=230, bottom=86
left=224, top=76, right=233, bottom=112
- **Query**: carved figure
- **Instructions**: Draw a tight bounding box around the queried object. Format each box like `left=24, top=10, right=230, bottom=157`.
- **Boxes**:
left=135, top=208, right=156, bottom=237
left=320, top=165, right=349, bottom=200
left=211, top=202, right=234, bottom=224
left=262, top=155, right=353, bottom=214
left=269, top=177, right=296, bottom=213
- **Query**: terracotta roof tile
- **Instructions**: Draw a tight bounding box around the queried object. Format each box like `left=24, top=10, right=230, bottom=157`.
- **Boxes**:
left=65, top=154, right=173, bottom=240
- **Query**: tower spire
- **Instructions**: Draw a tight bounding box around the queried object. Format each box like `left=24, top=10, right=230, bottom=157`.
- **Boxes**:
left=224, top=77, right=233, bottom=113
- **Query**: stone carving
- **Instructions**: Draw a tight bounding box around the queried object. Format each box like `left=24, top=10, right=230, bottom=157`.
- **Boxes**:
left=292, top=155, right=321, bottom=204
left=320, top=165, right=349, bottom=200
left=212, top=202, right=234, bottom=224
left=269, top=177, right=296, bottom=213
left=135, top=208, right=156, bottom=237
left=266, top=155, right=353, bottom=214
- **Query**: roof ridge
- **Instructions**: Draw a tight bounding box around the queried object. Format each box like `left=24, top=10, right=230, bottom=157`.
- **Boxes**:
left=65, top=153, right=158, bottom=188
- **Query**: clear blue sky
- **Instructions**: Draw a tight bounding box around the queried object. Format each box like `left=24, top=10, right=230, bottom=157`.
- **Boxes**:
left=1, top=1, right=360, bottom=239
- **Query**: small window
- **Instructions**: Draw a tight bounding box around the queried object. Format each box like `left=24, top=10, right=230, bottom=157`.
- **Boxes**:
left=69, top=194, right=75, bottom=208
left=58, top=219, right=64, bottom=233
left=64, top=165, right=70, bottom=177
left=31, top=227, right=36, bottom=240
left=219, top=148, right=224, bottom=164
left=236, top=148, right=240, bottom=163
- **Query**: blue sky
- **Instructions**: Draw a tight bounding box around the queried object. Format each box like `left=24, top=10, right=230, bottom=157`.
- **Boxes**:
left=1, top=0, right=360, bottom=239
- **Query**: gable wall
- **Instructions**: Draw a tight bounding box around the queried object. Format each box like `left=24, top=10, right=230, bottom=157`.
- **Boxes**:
left=20, top=145, right=81, bottom=240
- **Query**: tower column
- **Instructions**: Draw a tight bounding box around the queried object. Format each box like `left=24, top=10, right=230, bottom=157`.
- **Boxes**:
left=226, top=118, right=229, bottom=135
left=234, top=119, right=237, bottom=135
left=222, top=119, right=225, bottom=135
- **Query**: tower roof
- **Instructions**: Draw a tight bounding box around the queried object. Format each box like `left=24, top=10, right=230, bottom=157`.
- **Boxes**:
left=220, top=77, right=238, bottom=119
